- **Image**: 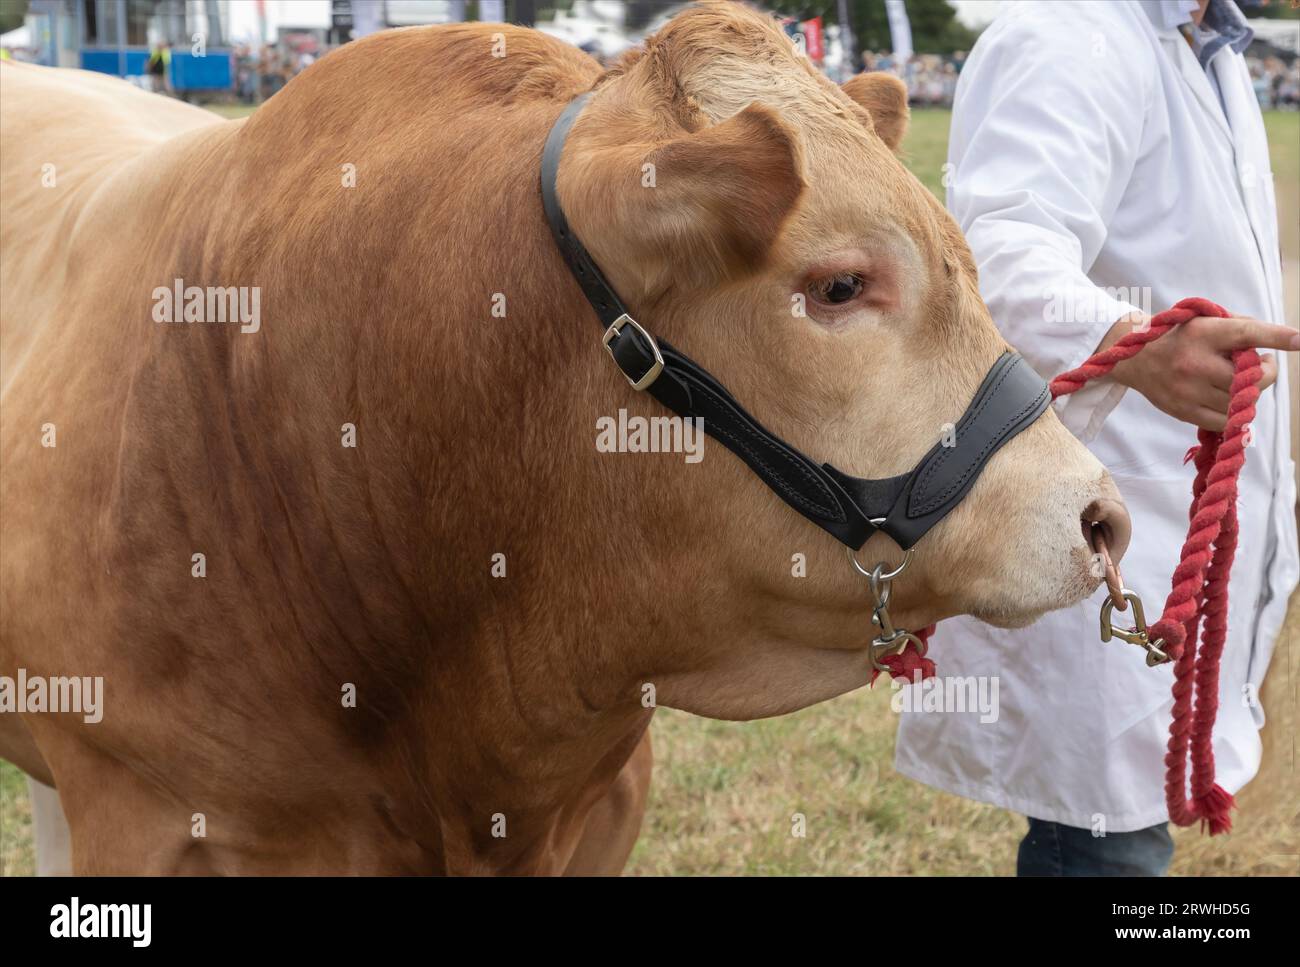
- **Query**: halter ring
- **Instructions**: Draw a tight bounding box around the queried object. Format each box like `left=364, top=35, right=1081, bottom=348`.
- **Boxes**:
left=846, top=522, right=912, bottom=582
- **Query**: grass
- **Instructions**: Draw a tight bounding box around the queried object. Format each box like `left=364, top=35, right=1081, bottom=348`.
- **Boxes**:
left=899, top=107, right=954, bottom=198
left=1265, top=111, right=1300, bottom=260
left=627, top=593, right=1300, bottom=875
left=203, top=102, right=259, bottom=119
left=2, top=108, right=1297, bottom=877
left=0, top=763, right=32, bottom=876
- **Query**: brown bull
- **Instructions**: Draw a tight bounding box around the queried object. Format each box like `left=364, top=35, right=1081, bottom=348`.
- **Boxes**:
left=0, top=4, right=1128, bottom=874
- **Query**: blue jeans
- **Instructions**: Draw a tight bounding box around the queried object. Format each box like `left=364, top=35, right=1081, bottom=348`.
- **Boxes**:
left=1017, top=817, right=1174, bottom=876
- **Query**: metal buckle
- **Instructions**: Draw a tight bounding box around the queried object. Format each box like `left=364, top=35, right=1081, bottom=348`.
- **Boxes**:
left=870, top=630, right=927, bottom=674
left=846, top=540, right=925, bottom=674
left=1099, top=590, right=1170, bottom=667
left=602, top=314, right=664, bottom=392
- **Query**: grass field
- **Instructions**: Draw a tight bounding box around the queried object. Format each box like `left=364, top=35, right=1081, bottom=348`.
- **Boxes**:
left=1, top=108, right=1297, bottom=877
left=203, top=102, right=259, bottom=119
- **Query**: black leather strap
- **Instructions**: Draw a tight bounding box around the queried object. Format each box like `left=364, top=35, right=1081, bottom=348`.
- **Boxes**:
left=541, top=95, right=625, bottom=328
left=540, top=94, right=1050, bottom=551
left=871, top=352, right=1050, bottom=548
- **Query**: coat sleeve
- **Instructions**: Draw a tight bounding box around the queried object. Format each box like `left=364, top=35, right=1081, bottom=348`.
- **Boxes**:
left=947, top=9, right=1156, bottom=440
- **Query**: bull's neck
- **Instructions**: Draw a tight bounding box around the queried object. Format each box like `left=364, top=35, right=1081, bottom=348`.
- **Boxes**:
left=130, top=85, right=672, bottom=872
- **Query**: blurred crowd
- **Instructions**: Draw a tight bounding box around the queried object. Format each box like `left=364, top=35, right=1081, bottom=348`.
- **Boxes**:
left=225, top=44, right=1300, bottom=110
left=232, top=42, right=317, bottom=103
left=860, top=50, right=968, bottom=107
left=5, top=19, right=1294, bottom=112
left=856, top=50, right=1297, bottom=110
left=1251, top=55, right=1300, bottom=109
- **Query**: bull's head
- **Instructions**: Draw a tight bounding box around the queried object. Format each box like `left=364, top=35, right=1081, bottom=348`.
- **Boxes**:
left=544, top=3, right=1129, bottom=717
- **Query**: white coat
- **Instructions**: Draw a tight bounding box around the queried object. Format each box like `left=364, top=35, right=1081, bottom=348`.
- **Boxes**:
left=894, top=0, right=1299, bottom=833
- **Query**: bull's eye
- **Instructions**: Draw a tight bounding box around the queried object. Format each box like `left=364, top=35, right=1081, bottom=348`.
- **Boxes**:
left=808, top=273, right=865, bottom=306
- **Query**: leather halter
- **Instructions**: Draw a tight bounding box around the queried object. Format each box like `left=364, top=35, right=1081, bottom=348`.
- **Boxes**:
left=540, top=93, right=1050, bottom=551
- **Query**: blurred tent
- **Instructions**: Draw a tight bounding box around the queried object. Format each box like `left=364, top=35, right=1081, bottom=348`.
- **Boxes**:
left=537, top=0, right=636, bottom=60
left=1, top=24, right=33, bottom=48
left=1249, top=16, right=1300, bottom=59
left=25, top=0, right=234, bottom=91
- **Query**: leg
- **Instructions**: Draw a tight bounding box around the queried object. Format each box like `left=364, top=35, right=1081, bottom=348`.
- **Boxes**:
left=37, top=736, right=198, bottom=875
left=27, top=777, right=72, bottom=876
left=1017, top=816, right=1174, bottom=876
left=564, top=729, right=653, bottom=875
left=1016, top=817, right=1064, bottom=876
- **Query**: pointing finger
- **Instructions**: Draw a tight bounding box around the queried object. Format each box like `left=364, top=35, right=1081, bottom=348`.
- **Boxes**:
left=1211, top=317, right=1300, bottom=353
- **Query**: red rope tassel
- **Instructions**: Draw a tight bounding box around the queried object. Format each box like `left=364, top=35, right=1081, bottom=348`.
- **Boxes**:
left=871, top=624, right=937, bottom=686
left=1049, top=298, right=1260, bottom=835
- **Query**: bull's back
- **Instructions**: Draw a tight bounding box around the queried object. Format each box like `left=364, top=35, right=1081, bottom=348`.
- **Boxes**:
left=0, top=62, right=220, bottom=391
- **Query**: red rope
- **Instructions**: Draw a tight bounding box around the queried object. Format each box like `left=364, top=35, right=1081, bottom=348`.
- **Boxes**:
left=870, top=624, right=936, bottom=686
left=1050, top=297, right=1259, bottom=835
left=881, top=297, right=1259, bottom=835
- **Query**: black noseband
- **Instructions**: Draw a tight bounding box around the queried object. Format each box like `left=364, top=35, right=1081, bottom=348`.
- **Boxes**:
left=540, top=94, right=1050, bottom=551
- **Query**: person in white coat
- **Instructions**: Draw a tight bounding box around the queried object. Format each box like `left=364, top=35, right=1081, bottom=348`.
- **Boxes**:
left=894, top=0, right=1299, bottom=875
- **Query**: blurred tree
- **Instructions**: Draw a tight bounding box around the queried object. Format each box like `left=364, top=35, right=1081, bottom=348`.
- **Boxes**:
left=0, top=0, right=27, bottom=36
left=1252, top=0, right=1300, bottom=20
left=769, top=0, right=978, bottom=59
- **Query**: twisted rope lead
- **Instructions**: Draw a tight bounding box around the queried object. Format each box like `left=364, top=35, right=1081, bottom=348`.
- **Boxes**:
left=1050, top=297, right=1260, bottom=835
left=880, top=298, right=1259, bottom=835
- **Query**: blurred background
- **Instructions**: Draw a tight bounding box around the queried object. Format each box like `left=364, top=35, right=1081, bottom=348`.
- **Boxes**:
left=1, top=0, right=1297, bottom=106
left=0, top=0, right=1296, bottom=875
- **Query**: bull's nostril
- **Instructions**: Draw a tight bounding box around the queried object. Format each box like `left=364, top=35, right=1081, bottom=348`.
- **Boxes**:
left=1082, top=497, right=1132, bottom=565
left=1081, top=518, right=1103, bottom=548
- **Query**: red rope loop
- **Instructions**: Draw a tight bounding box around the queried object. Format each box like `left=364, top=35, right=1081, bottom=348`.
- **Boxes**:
left=1049, top=297, right=1260, bottom=835
left=871, top=625, right=936, bottom=687
left=880, top=298, right=1258, bottom=835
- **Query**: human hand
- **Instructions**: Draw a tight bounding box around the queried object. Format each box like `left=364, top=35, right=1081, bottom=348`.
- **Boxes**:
left=1100, top=312, right=1298, bottom=431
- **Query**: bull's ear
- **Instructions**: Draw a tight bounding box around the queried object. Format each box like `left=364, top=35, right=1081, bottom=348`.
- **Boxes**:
left=841, top=73, right=909, bottom=152
left=571, top=103, right=805, bottom=293
left=642, top=104, right=805, bottom=278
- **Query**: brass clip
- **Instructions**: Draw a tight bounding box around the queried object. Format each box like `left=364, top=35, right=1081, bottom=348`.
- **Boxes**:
left=1100, top=591, right=1171, bottom=667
